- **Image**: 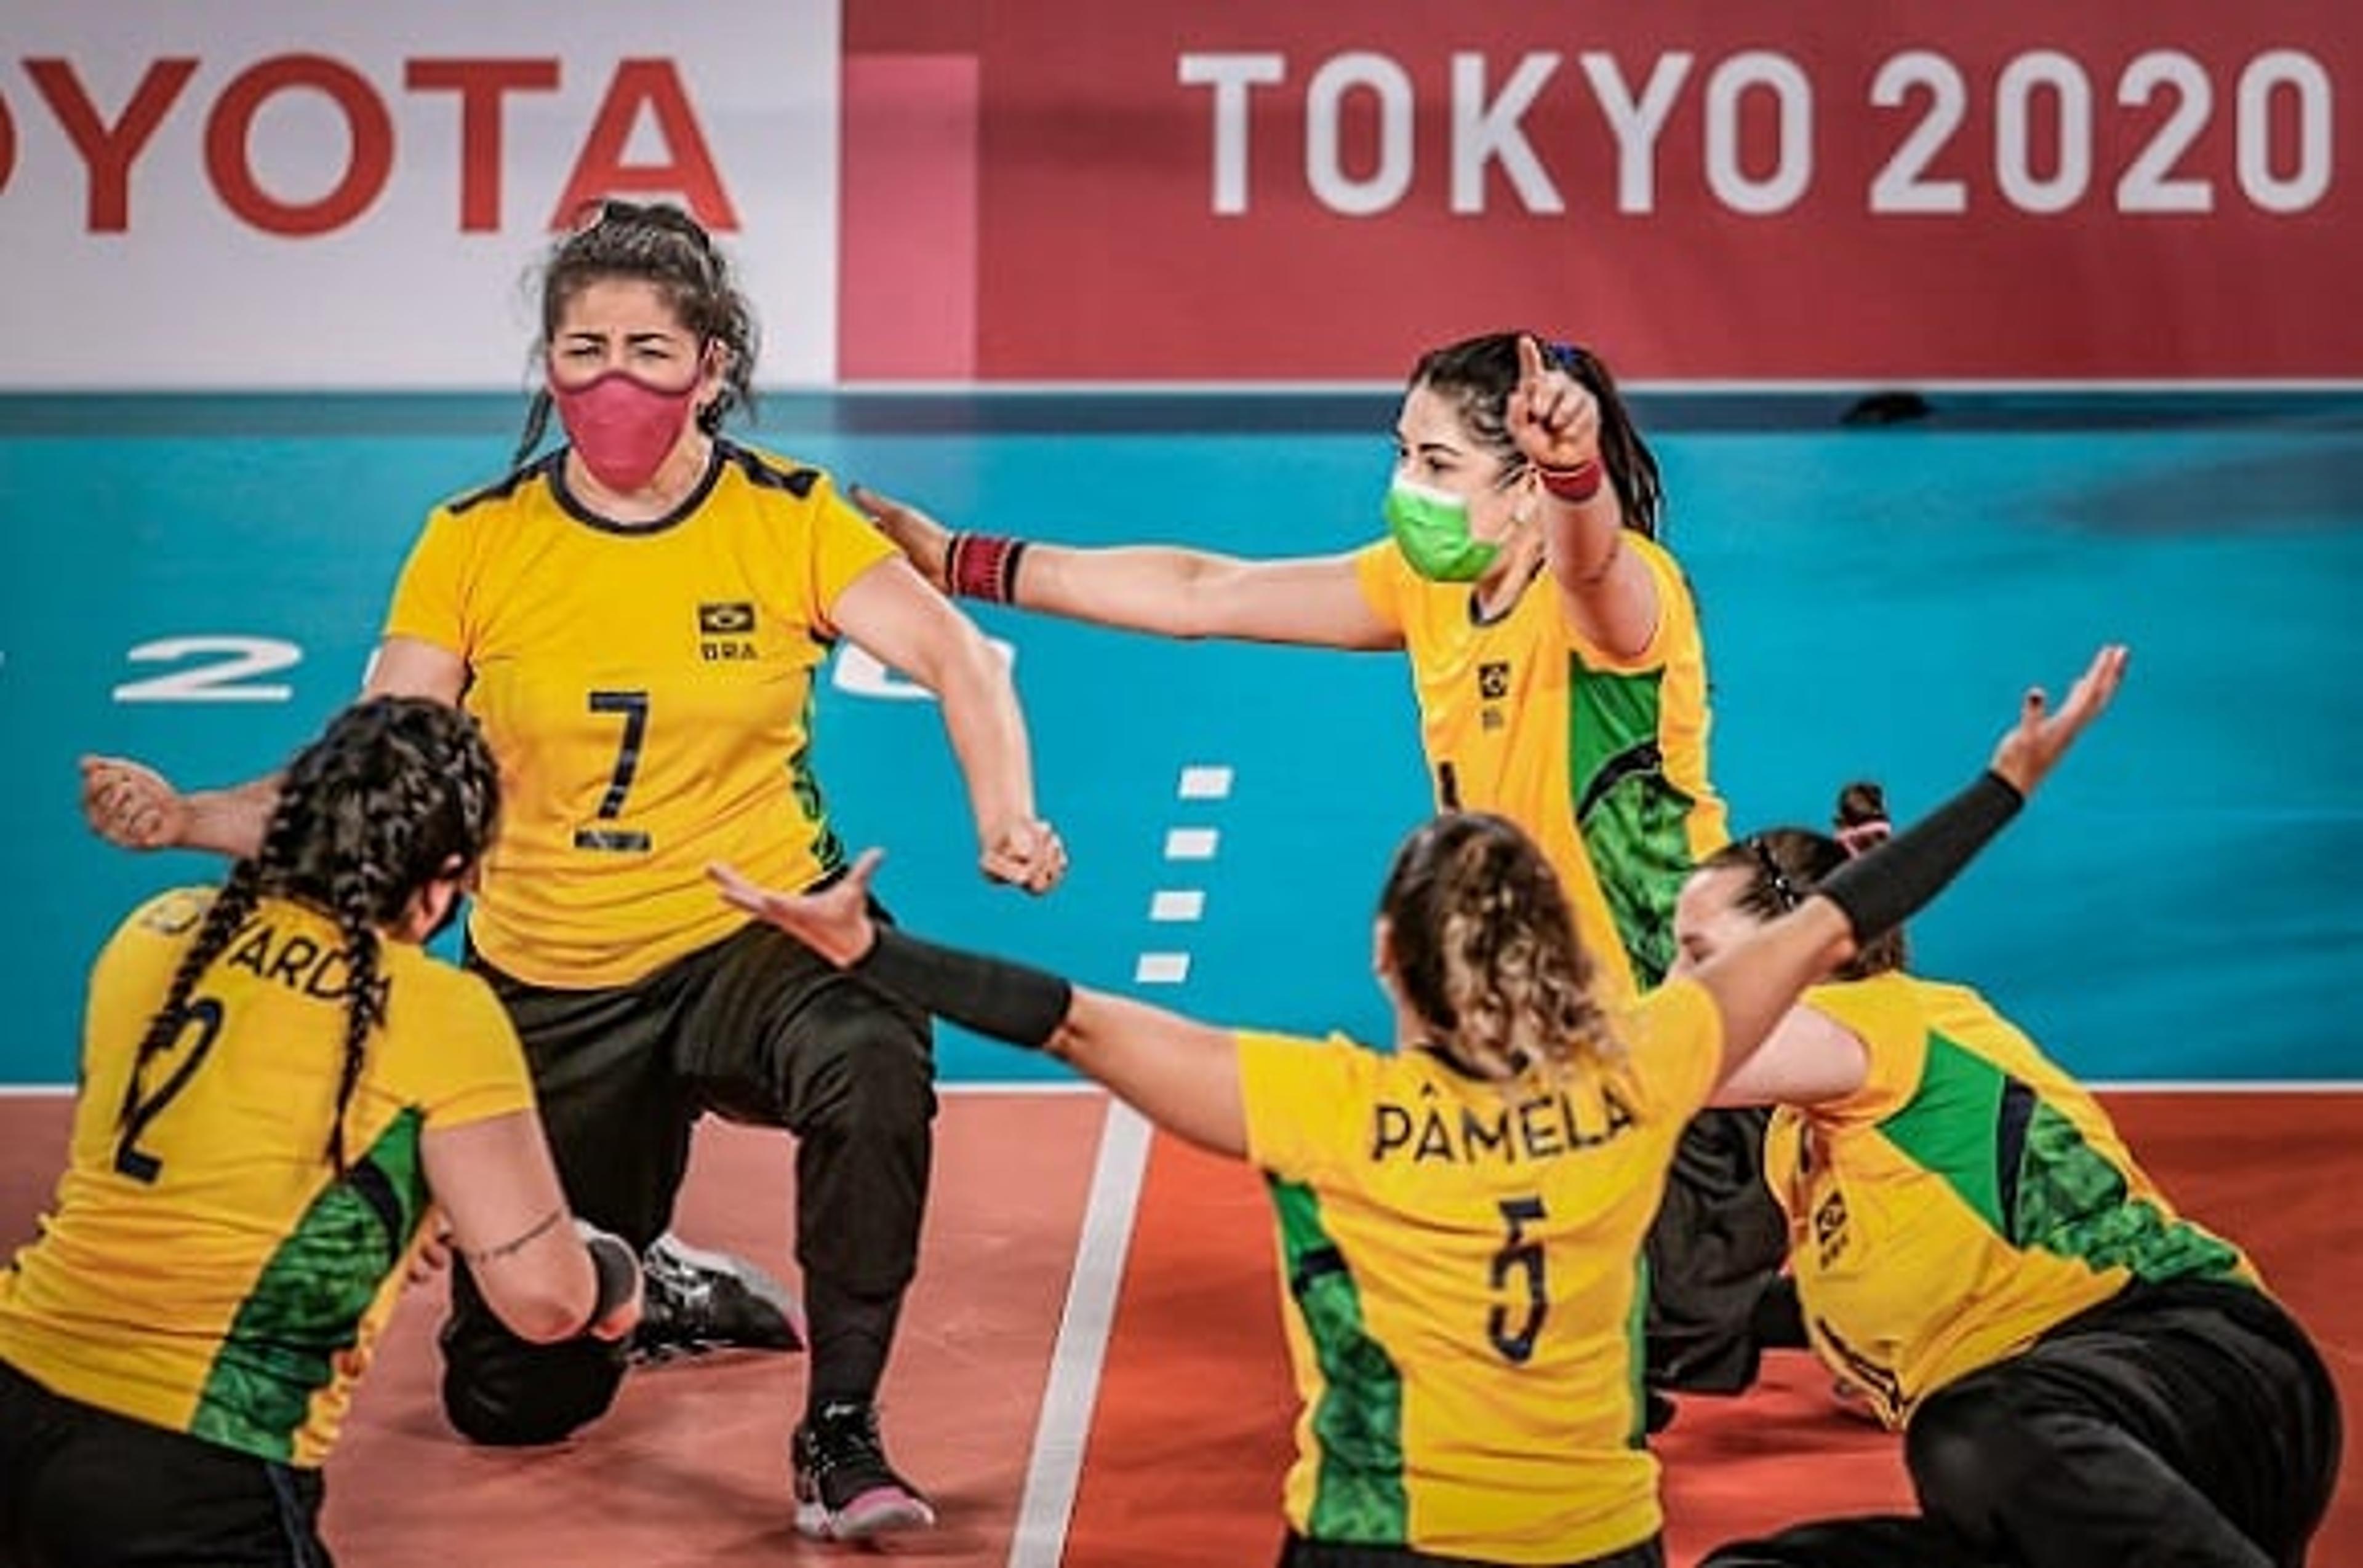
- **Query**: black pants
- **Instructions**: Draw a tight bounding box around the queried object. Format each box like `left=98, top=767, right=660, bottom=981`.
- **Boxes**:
left=1644, top=1105, right=1797, bottom=1394
left=0, top=1358, right=331, bottom=1568
left=1279, top=1531, right=1663, bottom=1567
left=439, top=917, right=935, bottom=1446
left=1701, top=1280, right=2343, bottom=1568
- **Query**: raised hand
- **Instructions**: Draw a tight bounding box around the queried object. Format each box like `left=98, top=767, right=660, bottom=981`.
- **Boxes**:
left=849, top=484, right=955, bottom=594
left=1506, top=335, right=1602, bottom=474
left=981, top=817, right=1068, bottom=895
left=1989, top=645, right=2130, bottom=796
left=81, top=756, right=188, bottom=850
left=710, top=849, right=884, bottom=967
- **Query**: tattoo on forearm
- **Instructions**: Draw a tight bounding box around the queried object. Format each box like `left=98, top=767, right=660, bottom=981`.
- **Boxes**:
left=462, top=1207, right=564, bottom=1264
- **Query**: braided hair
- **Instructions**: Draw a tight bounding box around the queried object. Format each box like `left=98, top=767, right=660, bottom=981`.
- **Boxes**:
left=513, top=198, right=761, bottom=467
left=1378, top=812, right=1616, bottom=1081
left=120, top=698, right=502, bottom=1171
left=1408, top=332, right=1665, bottom=541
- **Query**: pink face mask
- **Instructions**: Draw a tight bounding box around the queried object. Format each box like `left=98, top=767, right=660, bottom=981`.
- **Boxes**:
left=548, top=366, right=703, bottom=493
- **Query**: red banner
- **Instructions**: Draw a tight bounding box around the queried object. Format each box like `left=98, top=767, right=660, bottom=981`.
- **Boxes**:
left=845, top=0, right=2362, bottom=382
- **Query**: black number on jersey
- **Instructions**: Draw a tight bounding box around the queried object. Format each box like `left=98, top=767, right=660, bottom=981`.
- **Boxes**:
left=1487, top=1194, right=1550, bottom=1364
left=578, top=690, right=654, bottom=852
left=114, top=996, right=228, bottom=1183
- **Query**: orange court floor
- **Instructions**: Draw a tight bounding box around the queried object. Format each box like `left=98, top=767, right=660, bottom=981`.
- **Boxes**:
left=0, top=1087, right=2354, bottom=1567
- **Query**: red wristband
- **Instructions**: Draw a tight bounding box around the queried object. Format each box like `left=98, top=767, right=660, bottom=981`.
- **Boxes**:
left=946, top=533, right=1030, bottom=603
left=1538, top=458, right=1604, bottom=503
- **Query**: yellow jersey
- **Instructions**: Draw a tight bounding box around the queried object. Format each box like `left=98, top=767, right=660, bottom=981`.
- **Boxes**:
left=384, top=441, right=899, bottom=988
left=0, top=890, right=535, bottom=1467
left=1355, top=537, right=1727, bottom=1004
left=1237, top=978, right=1724, bottom=1564
left=1768, top=972, right=2257, bottom=1428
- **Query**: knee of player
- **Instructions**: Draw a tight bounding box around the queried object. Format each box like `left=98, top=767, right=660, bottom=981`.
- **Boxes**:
left=440, top=1345, right=623, bottom=1447
left=788, top=999, right=937, bottom=1129
left=1906, top=1378, right=2041, bottom=1523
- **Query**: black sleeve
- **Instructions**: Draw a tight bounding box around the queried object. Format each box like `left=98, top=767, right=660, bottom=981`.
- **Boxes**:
left=853, top=927, right=1074, bottom=1050
left=1816, top=771, right=2025, bottom=943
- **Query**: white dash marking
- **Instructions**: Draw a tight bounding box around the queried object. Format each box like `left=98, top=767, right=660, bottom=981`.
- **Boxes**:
left=1134, top=953, right=1191, bottom=985
left=1164, top=828, right=1219, bottom=861
left=1177, top=766, right=1234, bottom=800
left=1149, top=890, right=1206, bottom=922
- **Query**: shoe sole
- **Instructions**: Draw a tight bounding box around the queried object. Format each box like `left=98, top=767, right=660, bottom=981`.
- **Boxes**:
left=794, top=1489, right=937, bottom=1541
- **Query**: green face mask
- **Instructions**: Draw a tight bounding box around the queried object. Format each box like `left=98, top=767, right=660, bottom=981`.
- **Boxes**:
left=1383, top=475, right=1500, bottom=583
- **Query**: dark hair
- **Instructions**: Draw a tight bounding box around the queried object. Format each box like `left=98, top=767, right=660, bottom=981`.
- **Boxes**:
left=512, top=199, right=759, bottom=467
left=1407, top=333, right=1665, bottom=541
left=119, top=699, right=502, bottom=1171
left=1698, top=782, right=1906, bottom=980
left=1379, top=812, right=1614, bottom=1078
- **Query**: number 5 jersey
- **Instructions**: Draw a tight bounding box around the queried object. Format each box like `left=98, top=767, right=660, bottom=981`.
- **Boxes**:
left=1234, top=977, right=1725, bottom=1564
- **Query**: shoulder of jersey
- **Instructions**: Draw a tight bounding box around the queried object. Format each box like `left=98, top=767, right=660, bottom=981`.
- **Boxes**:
left=440, top=451, right=566, bottom=519
left=127, top=886, right=219, bottom=941
left=381, top=941, right=497, bottom=1010
left=717, top=439, right=828, bottom=503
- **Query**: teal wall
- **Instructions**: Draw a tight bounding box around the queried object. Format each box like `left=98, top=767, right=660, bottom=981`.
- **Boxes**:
left=5, top=394, right=2357, bottom=1084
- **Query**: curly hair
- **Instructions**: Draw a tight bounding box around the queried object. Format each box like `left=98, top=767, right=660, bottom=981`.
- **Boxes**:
left=1378, top=812, right=1617, bottom=1080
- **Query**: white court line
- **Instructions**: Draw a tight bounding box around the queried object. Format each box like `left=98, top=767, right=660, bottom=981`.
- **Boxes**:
left=1007, top=1099, right=1154, bottom=1568
left=1150, top=890, right=1206, bottom=922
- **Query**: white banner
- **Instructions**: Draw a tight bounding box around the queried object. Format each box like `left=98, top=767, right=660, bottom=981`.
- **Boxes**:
left=0, top=1, right=840, bottom=388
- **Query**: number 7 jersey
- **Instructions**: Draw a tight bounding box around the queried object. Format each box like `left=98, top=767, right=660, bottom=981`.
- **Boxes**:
left=383, top=442, right=900, bottom=988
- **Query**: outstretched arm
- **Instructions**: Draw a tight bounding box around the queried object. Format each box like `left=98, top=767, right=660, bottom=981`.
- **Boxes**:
left=830, top=559, right=1065, bottom=893
left=1692, top=645, right=2130, bottom=1085
left=1707, top=1006, right=1873, bottom=1108
left=851, top=486, right=1401, bottom=651
left=82, top=636, right=467, bottom=858
left=710, top=854, right=1247, bottom=1156
left=422, top=1110, right=642, bottom=1343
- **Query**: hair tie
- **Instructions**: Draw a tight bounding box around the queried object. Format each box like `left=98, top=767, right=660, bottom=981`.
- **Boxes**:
left=1749, top=837, right=1803, bottom=910
left=1835, top=820, right=1893, bottom=858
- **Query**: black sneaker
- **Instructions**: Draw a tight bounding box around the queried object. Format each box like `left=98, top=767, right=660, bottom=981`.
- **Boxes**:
left=630, top=1234, right=804, bottom=1363
left=791, top=1401, right=936, bottom=1540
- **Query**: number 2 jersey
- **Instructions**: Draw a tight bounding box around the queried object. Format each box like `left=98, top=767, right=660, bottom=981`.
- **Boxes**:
left=0, top=890, right=535, bottom=1466
left=383, top=441, right=899, bottom=988
left=1236, top=978, right=1725, bottom=1564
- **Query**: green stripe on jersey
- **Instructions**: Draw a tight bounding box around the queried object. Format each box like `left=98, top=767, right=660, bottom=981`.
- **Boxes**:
left=1881, top=1033, right=2247, bottom=1287
left=2011, top=1100, right=2244, bottom=1284
left=191, top=1108, right=428, bottom=1460
left=1567, top=661, right=1696, bottom=988
left=1876, top=1031, right=2010, bottom=1234
left=1623, top=1253, right=1652, bottom=1449
left=1268, top=1177, right=1408, bottom=1545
